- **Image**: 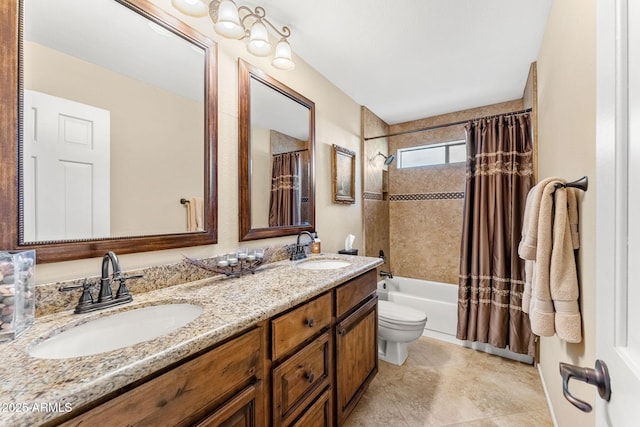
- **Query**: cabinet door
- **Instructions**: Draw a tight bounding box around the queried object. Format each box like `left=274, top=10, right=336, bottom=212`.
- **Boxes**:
left=196, top=384, right=259, bottom=427
left=335, top=297, right=378, bottom=426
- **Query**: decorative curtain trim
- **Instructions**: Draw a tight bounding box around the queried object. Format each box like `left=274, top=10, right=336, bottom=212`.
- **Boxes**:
left=458, top=274, right=526, bottom=286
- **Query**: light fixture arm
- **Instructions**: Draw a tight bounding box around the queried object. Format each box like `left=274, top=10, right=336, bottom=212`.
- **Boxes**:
left=210, top=1, right=291, bottom=40
left=240, top=7, right=291, bottom=40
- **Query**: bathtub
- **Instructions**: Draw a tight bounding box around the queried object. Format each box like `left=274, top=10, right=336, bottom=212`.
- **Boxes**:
left=377, top=276, right=534, bottom=364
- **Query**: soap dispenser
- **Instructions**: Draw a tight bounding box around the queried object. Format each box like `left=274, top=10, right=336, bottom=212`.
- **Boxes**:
left=311, top=232, right=321, bottom=254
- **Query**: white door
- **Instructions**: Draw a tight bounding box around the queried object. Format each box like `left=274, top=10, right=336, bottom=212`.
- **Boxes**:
left=23, top=90, right=110, bottom=241
left=595, top=0, right=640, bottom=424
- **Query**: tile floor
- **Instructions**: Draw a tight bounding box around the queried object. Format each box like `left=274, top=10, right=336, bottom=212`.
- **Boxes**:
left=345, top=337, right=554, bottom=427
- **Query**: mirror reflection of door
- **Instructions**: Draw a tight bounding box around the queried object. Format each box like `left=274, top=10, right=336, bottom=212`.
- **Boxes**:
left=23, top=90, right=110, bottom=241
left=22, top=0, right=205, bottom=242
left=249, top=76, right=311, bottom=228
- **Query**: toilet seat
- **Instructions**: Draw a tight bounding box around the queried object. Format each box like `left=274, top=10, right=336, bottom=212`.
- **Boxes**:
left=378, top=300, right=427, bottom=326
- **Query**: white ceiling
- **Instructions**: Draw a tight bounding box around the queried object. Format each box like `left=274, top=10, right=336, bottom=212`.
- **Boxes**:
left=241, top=0, right=553, bottom=125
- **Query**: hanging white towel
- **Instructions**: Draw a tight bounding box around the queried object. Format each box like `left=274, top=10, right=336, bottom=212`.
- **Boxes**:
left=519, top=177, right=563, bottom=314
left=187, top=197, right=204, bottom=232
left=519, top=179, right=582, bottom=343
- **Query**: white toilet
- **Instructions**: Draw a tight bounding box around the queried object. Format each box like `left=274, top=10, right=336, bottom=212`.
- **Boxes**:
left=377, top=300, right=428, bottom=365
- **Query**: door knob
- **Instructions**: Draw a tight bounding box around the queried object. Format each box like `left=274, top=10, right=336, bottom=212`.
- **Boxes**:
left=559, top=359, right=611, bottom=412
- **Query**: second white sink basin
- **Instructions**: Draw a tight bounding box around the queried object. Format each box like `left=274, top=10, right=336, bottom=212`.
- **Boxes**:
left=29, top=303, right=203, bottom=359
left=297, top=259, right=351, bottom=270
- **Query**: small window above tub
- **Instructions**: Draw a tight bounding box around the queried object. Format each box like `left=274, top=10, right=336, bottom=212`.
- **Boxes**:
left=397, top=140, right=466, bottom=169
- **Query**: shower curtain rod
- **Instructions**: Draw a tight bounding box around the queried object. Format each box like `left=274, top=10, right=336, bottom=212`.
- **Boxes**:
left=272, top=148, right=309, bottom=156
left=363, top=108, right=533, bottom=141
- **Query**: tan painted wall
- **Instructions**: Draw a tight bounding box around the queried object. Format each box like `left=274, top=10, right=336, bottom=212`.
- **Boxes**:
left=34, top=0, right=363, bottom=282
left=536, top=0, right=597, bottom=425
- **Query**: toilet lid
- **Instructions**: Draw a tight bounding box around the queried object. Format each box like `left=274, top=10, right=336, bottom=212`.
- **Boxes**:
left=378, top=300, right=427, bottom=323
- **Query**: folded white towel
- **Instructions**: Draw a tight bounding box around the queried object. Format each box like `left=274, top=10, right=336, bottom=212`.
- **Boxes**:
left=519, top=177, right=563, bottom=261
left=550, top=187, right=582, bottom=343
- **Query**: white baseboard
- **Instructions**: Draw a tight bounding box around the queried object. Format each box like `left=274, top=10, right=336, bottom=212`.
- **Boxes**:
left=537, top=363, right=559, bottom=427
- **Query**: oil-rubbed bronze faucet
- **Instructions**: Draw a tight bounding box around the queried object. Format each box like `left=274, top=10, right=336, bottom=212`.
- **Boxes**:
left=59, top=251, right=143, bottom=314
left=290, top=231, right=315, bottom=260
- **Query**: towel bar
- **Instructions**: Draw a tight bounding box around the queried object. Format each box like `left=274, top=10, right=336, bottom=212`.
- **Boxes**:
left=554, top=176, right=588, bottom=192
left=180, top=198, right=190, bottom=205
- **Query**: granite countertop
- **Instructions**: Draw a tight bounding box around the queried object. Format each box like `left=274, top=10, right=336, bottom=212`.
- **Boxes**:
left=0, top=254, right=381, bottom=427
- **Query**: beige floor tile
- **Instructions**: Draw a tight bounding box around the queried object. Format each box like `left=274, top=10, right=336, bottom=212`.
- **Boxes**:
left=344, top=337, right=552, bottom=427
left=444, top=410, right=554, bottom=427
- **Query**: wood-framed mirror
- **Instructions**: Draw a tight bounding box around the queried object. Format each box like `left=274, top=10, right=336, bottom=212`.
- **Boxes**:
left=0, top=0, right=218, bottom=263
left=238, top=59, right=315, bottom=241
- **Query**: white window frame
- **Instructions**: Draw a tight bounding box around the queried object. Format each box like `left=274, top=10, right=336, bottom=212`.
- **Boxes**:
left=397, top=139, right=466, bottom=169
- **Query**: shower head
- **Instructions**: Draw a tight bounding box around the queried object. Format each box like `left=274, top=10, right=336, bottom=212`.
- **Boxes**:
left=376, top=152, right=395, bottom=165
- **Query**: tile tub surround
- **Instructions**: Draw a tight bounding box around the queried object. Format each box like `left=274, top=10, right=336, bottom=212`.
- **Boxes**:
left=382, top=99, right=527, bottom=284
left=362, top=106, right=391, bottom=271
left=0, top=254, right=382, bottom=427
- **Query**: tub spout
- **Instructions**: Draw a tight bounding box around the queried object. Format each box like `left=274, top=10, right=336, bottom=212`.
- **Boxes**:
left=380, top=270, right=393, bottom=279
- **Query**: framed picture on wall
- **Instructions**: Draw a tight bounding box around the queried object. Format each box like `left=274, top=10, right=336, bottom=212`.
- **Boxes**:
left=331, top=144, right=356, bottom=204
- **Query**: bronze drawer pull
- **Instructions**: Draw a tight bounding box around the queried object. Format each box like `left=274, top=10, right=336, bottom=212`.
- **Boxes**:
left=304, top=372, right=315, bottom=383
left=305, top=318, right=315, bottom=328
left=338, top=329, right=347, bottom=336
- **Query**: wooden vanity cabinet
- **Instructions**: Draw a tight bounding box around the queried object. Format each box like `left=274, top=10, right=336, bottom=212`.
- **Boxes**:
left=56, top=324, right=267, bottom=427
left=334, top=269, right=378, bottom=426
left=51, top=268, right=378, bottom=427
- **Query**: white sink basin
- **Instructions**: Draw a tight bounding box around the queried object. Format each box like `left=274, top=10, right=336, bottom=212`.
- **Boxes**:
left=29, top=303, right=203, bottom=359
left=297, top=259, right=351, bottom=270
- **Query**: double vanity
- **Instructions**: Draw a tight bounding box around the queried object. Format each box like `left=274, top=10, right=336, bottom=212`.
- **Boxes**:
left=0, top=254, right=382, bottom=427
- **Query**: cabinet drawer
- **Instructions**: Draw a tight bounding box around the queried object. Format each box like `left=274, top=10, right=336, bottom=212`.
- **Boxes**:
left=271, top=292, right=332, bottom=360
left=272, top=331, right=332, bottom=426
left=335, top=269, right=376, bottom=319
left=290, top=388, right=332, bottom=427
left=60, top=327, right=263, bottom=427
left=195, top=383, right=259, bottom=427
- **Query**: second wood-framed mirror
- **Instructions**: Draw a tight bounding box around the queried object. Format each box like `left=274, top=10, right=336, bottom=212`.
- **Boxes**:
left=238, top=60, right=315, bottom=241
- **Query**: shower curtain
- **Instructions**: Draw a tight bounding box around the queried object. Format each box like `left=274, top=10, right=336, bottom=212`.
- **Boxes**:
left=269, top=151, right=301, bottom=227
left=456, top=114, right=535, bottom=356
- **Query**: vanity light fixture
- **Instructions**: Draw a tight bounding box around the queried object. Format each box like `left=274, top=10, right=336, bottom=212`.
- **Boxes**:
left=171, top=0, right=296, bottom=71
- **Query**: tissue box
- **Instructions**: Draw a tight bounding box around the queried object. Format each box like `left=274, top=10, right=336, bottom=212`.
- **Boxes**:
left=0, top=250, right=36, bottom=342
left=338, top=249, right=358, bottom=256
